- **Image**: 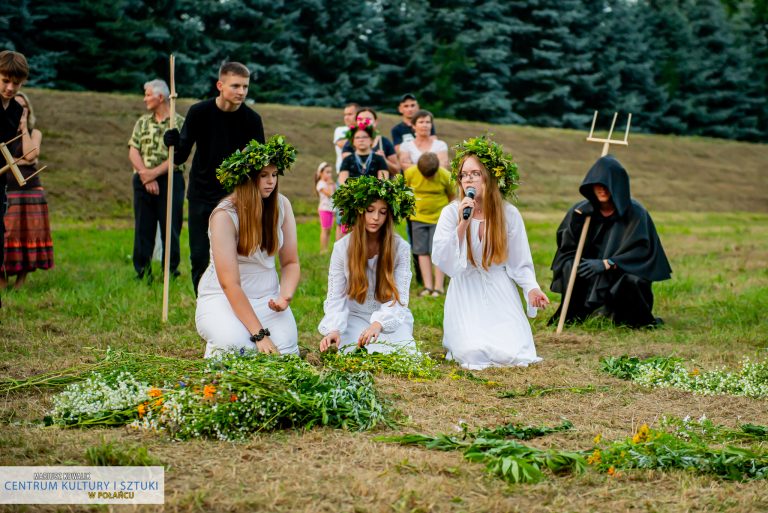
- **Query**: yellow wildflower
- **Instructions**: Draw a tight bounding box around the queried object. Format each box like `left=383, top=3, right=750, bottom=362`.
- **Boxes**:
left=137, top=403, right=147, bottom=418
left=148, top=387, right=162, bottom=398
left=593, top=434, right=602, bottom=444
left=691, top=368, right=700, bottom=376
left=607, top=466, right=616, bottom=477
left=632, top=423, right=650, bottom=444
left=587, top=449, right=602, bottom=465
left=203, top=384, right=217, bottom=399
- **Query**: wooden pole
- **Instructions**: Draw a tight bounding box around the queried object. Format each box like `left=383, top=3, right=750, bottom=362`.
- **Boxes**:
left=556, top=214, right=591, bottom=334
left=162, top=54, right=176, bottom=323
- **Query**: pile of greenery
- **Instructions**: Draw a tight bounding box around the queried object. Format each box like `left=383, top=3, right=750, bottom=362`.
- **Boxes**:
left=377, top=420, right=583, bottom=484
left=45, top=352, right=390, bottom=440
left=320, top=345, right=441, bottom=380
left=590, top=417, right=768, bottom=480
left=600, top=355, right=768, bottom=398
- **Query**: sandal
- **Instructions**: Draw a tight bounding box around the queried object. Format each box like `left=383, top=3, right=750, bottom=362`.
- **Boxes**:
left=418, top=288, right=433, bottom=297
left=432, top=289, right=445, bottom=296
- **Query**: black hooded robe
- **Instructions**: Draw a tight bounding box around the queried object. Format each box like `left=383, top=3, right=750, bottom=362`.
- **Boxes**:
left=549, top=155, right=671, bottom=328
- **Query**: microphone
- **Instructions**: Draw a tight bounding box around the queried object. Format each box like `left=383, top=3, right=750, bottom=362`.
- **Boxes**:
left=462, top=187, right=476, bottom=220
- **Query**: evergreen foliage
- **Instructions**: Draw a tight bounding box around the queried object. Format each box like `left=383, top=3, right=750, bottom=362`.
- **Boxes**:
left=1, top=0, right=765, bottom=141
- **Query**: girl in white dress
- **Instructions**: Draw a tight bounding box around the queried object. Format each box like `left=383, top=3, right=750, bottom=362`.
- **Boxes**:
left=319, top=175, right=417, bottom=354
left=432, top=135, right=550, bottom=370
left=196, top=136, right=300, bottom=358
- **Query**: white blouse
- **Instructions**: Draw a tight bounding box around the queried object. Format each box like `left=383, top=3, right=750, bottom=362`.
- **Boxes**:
left=319, top=234, right=412, bottom=335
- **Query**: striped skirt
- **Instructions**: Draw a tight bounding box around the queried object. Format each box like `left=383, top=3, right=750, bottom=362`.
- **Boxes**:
left=2, top=188, right=54, bottom=275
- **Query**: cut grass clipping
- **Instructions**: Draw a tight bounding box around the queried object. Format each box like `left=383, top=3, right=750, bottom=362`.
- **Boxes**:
left=44, top=351, right=391, bottom=440
left=377, top=420, right=583, bottom=484
left=601, top=355, right=768, bottom=398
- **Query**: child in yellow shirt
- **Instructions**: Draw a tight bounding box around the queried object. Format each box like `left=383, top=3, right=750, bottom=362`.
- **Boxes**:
left=404, top=152, right=455, bottom=296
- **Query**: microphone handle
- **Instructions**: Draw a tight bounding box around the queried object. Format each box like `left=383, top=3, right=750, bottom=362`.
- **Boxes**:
left=462, top=205, right=472, bottom=220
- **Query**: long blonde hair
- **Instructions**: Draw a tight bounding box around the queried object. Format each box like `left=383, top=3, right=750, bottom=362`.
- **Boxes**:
left=231, top=173, right=280, bottom=256
left=346, top=210, right=400, bottom=305
left=15, top=92, right=36, bottom=130
left=457, top=155, right=508, bottom=269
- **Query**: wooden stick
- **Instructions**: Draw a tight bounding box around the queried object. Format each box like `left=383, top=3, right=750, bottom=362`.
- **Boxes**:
left=162, top=54, right=177, bottom=323
left=556, top=214, right=591, bottom=334
left=3, top=133, right=23, bottom=145
left=19, top=165, right=47, bottom=182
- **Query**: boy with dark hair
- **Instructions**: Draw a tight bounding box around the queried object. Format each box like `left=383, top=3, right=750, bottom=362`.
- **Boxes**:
left=391, top=93, right=435, bottom=152
left=404, top=152, right=454, bottom=296
left=0, top=50, right=30, bottom=307
left=164, top=61, right=265, bottom=295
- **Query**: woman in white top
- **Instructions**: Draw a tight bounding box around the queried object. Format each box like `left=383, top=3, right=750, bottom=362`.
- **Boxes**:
left=398, top=110, right=449, bottom=170
left=319, top=175, right=417, bottom=354
left=432, top=136, right=550, bottom=370
left=196, top=136, right=300, bottom=358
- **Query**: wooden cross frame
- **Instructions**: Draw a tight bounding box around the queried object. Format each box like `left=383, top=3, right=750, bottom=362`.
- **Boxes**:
left=0, top=133, right=48, bottom=186
left=555, top=111, right=632, bottom=334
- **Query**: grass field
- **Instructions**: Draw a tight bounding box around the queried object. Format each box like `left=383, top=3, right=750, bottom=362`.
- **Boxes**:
left=1, top=89, right=767, bottom=512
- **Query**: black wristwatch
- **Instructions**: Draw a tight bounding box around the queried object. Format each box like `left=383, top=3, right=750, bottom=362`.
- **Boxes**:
left=250, top=328, right=270, bottom=343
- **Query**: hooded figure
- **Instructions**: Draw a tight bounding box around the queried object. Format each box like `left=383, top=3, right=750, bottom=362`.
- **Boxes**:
left=549, top=155, right=671, bottom=328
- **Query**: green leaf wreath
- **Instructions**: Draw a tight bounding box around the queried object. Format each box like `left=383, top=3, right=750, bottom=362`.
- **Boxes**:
left=216, top=134, right=297, bottom=192
left=332, top=175, right=416, bottom=226
left=451, top=134, right=520, bottom=197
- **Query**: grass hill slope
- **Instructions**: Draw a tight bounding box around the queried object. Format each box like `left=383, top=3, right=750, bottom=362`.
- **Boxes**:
left=23, top=88, right=768, bottom=220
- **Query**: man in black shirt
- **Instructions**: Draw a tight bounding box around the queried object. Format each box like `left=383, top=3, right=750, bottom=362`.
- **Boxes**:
left=0, top=51, right=29, bottom=308
left=390, top=93, right=435, bottom=153
left=164, top=62, right=265, bottom=295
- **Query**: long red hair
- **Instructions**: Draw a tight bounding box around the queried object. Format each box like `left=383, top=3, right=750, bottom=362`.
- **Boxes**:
left=346, top=210, right=400, bottom=305
left=457, top=155, right=508, bottom=269
left=231, top=173, right=280, bottom=256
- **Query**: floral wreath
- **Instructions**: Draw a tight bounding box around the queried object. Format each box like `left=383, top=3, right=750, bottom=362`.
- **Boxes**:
left=332, top=175, right=415, bottom=226
left=344, top=118, right=378, bottom=141
left=216, top=134, right=297, bottom=192
left=451, top=134, right=519, bottom=197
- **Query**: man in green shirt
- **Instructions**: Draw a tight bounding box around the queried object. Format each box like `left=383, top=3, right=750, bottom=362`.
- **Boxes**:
left=128, top=79, right=185, bottom=280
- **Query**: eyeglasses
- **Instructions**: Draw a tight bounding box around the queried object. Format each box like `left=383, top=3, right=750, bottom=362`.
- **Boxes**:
left=458, top=171, right=482, bottom=181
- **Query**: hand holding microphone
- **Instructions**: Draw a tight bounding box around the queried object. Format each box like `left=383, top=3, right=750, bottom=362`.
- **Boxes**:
left=462, top=187, right=476, bottom=220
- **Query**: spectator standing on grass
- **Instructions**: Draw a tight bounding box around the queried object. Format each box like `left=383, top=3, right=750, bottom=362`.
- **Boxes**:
left=0, top=92, right=53, bottom=289
left=128, top=79, right=185, bottom=281
left=0, top=51, right=29, bottom=306
left=432, top=135, right=549, bottom=370
left=341, top=107, right=400, bottom=177
left=315, top=161, right=335, bottom=253
left=404, top=152, right=454, bottom=297
left=196, top=136, right=300, bottom=358
left=398, top=110, right=449, bottom=170
left=391, top=93, right=435, bottom=152
left=163, top=62, right=265, bottom=296
left=549, top=155, right=671, bottom=328
left=338, top=120, right=389, bottom=185
left=333, top=103, right=358, bottom=173
left=318, top=175, right=416, bottom=355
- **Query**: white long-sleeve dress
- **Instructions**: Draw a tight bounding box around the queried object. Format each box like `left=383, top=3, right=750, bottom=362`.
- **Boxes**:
left=196, top=196, right=299, bottom=358
left=318, top=234, right=415, bottom=353
left=432, top=202, right=542, bottom=370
